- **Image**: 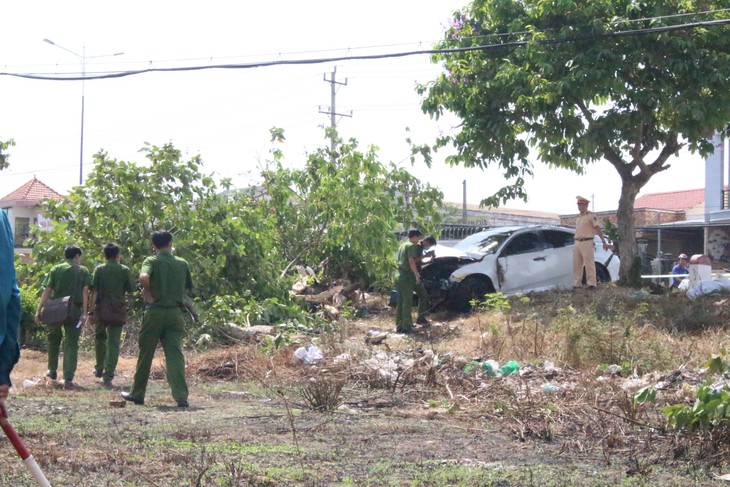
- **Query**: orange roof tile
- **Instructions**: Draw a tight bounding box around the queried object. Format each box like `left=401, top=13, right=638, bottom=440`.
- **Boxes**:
left=634, top=188, right=705, bottom=212
left=0, top=177, right=64, bottom=203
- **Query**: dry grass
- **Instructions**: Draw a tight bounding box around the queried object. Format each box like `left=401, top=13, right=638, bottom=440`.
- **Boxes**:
left=5, top=286, right=730, bottom=485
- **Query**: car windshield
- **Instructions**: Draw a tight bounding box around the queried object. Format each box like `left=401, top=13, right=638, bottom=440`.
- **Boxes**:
left=453, top=230, right=515, bottom=256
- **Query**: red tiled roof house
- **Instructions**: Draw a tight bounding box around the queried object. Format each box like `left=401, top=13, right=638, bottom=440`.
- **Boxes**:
left=0, top=177, right=64, bottom=248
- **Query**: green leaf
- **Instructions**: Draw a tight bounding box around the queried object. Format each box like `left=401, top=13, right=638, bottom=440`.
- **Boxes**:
left=704, top=356, right=726, bottom=374
left=633, top=386, right=657, bottom=405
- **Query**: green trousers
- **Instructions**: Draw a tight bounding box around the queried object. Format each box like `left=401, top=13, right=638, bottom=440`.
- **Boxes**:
left=94, top=320, right=124, bottom=379
left=47, top=323, right=82, bottom=382
left=395, top=272, right=429, bottom=331
left=129, top=307, right=188, bottom=403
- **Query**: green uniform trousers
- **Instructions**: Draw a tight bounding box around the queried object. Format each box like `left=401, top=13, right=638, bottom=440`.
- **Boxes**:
left=395, top=272, right=428, bottom=331
left=47, top=323, right=82, bottom=382
left=129, top=306, right=188, bottom=403
left=94, top=320, right=124, bottom=379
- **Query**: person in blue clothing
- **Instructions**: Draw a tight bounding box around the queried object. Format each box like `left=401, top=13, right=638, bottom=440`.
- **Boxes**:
left=671, top=253, right=689, bottom=288
left=0, top=210, right=21, bottom=406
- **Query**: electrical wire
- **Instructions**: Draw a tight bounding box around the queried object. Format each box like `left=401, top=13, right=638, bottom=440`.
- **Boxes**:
left=2, top=17, right=729, bottom=82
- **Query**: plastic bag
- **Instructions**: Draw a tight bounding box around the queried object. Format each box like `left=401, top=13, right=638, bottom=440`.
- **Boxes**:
left=482, top=359, right=500, bottom=376
left=293, top=345, right=324, bottom=365
left=687, top=280, right=723, bottom=300
left=498, top=360, right=519, bottom=376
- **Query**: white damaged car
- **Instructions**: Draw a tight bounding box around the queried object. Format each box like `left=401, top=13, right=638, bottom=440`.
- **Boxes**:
left=421, top=225, right=619, bottom=311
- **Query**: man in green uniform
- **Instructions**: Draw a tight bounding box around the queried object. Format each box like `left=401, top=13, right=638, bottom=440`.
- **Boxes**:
left=395, top=228, right=428, bottom=333
left=34, top=245, right=92, bottom=388
left=121, top=230, right=192, bottom=407
left=90, top=243, right=135, bottom=389
left=414, top=235, right=437, bottom=326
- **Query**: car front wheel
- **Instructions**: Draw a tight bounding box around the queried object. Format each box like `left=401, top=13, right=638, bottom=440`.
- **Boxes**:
left=450, top=276, right=494, bottom=313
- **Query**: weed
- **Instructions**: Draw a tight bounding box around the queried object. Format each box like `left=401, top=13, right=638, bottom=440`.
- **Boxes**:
left=300, top=377, right=346, bottom=412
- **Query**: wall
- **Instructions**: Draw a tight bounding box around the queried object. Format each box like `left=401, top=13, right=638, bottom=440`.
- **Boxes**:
left=560, top=209, right=685, bottom=228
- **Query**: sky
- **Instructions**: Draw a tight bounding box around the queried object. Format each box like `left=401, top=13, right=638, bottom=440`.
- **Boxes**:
left=0, top=1, right=710, bottom=216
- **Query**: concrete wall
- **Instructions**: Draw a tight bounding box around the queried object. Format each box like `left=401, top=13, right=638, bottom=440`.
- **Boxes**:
left=560, top=209, right=685, bottom=228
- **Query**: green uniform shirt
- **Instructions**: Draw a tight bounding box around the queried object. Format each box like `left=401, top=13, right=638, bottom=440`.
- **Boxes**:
left=396, top=241, right=422, bottom=273
left=140, top=251, right=192, bottom=307
left=92, top=261, right=135, bottom=300
left=43, top=261, right=92, bottom=303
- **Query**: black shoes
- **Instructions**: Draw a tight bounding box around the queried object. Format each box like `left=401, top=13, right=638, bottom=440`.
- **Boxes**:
left=93, top=369, right=103, bottom=378
left=416, top=317, right=430, bottom=326
left=121, top=392, right=188, bottom=407
left=102, top=377, right=115, bottom=390
left=45, top=370, right=57, bottom=380
left=120, top=392, right=144, bottom=405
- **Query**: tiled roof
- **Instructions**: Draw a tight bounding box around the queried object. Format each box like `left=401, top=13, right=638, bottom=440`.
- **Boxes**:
left=0, top=177, right=64, bottom=203
left=634, top=188, right=705, bottom=212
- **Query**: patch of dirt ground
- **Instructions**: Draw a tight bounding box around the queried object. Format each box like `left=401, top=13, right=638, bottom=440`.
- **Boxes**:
left=0, top=289, right=725, bottom=486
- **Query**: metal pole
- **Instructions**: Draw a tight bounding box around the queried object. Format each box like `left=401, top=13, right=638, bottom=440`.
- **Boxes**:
left=462, top=179, right=467, bottom=224
left=0, top=403, right=52, bottom=486
left=79, top=47, right=86, bottom=185
left=43, top=39, right=123, bottom=185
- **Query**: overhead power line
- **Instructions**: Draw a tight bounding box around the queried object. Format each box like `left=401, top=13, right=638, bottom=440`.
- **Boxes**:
left=2, top=17, right=729, bottom=82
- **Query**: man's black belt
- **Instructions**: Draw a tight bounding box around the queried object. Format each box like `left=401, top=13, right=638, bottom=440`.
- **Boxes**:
left=576, top=238, right=593, bottom=242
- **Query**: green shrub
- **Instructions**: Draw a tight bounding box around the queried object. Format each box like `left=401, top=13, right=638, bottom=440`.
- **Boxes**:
left=18, top=284, right=45, bottom=347
left=664, top=356, right=730, bottom=436
left=663, top=383, right=730, bottom=433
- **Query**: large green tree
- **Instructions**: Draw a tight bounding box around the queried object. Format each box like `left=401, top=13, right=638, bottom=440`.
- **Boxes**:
left=419, top=0, right=730, bottom=283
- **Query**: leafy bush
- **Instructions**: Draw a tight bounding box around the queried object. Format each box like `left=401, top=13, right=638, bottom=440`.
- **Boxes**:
left=19, top=135, right=444, bottom=332
left=663, top=356, right=730, bottom=440
left=18, top=283, right=45, bottom=347
left=22, top=143, right=286, bottom=306
left=261, top=129, right=443, bottom=291
left=663, top=383, right=730, bottom=433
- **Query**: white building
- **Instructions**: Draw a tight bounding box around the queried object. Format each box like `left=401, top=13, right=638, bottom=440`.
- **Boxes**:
left=0, top=177, right=63, bottom=256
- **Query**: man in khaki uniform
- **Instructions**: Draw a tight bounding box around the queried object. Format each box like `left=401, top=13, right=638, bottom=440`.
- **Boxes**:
left=573, top=196, right=609, bottom=289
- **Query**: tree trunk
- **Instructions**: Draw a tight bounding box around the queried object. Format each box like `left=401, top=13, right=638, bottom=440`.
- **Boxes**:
left=616, top=181, right=642, bottom=287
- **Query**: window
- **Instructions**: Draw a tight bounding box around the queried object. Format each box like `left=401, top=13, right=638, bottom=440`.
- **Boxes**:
left=543, top=230, right=574, bottom=249
left=454, top=230, right=514, bottom=256
left=14, top=217, right=30, bottom=247
left=501, top=232, right=543, bottom=257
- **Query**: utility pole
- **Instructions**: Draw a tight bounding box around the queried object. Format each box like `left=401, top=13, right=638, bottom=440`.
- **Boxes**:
left=319, top=67, right=352, bottom=156
left=44, top=39, right=123, bottom=185
left=462, top=179, right=467, bottom=223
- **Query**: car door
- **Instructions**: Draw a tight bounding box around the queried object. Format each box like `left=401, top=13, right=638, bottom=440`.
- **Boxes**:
left=496, top=230, right=550, bottom=293
left=541, top=229, right=575, bottom=289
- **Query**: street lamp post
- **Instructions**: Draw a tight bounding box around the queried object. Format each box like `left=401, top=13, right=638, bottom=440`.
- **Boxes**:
left=43, top=39, right=123, bottom=185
